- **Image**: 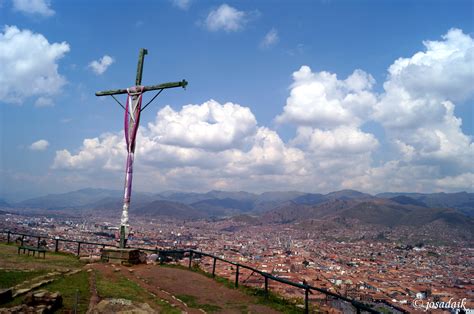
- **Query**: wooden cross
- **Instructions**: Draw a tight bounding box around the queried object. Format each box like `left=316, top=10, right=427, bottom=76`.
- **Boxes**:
left=96, top=48, right=188, bottom=248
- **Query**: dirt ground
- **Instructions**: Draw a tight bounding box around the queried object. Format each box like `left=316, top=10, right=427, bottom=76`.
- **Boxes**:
left=90, top=263, right=282, bottom=313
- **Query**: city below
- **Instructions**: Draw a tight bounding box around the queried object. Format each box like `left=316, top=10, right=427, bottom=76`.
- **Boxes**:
left=1, top=188, right=472, bottom=313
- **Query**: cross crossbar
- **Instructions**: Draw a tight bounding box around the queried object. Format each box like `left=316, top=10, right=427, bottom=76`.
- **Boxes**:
left=95, top=80, right=188, bottom=96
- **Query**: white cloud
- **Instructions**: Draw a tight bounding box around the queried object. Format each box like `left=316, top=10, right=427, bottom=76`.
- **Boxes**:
left=435, top=173, right=474, bottom=191
left=204, top=4, right=249, bottom=32
left=35, top=96, right=54, bottom=107
left=148, top=99, right=257, bottom=151
left=30, top=139, right=49, bottom=151
left=51, top=97, right=381, bottom=194
left=384, top=28, right=474, bottom=103
left=373, top=28, right=474, bottom=179
left=0, top=26, right=69, bottom=105
left=260, top=28, right=279, bottom=49
left=293, top=126, right=378, bottom=155
left=170, top=0, right=191, bottom=10
left=88, top=55, right=114, bottom=75
left=52, top=100, right=310, bottom=192
left=12, top=0, right=55, bottom=17
left=276, top=66, right=376, bottom=128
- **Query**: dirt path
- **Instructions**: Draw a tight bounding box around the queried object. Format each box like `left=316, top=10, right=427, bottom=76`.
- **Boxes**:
left=87, top=269, right=100, bottom=313
left=122, top=264, right=281, bottom=314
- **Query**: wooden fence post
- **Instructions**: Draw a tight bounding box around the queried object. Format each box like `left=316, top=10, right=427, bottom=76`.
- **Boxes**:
left=37, top=237, right=41, bottom=248
left=77, top=242, right=81, bottom=256
left=305, top=287, right=309, bottom=314
left=55, top=239, right=59, bottom=252
left=235, top=265, right=240, bottom=288
left=264, top=276, right=269, bottom=298
left=21, top=235, right=24, bottom=246
left=7, top=231, right=10, bottom=244
left=212, top=257, right=217, bottom=277
left=188, top=251, right=193, bottom=269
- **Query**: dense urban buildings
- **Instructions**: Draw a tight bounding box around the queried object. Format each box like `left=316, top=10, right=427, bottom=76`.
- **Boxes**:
left=1, top=210, right=472, bottom=313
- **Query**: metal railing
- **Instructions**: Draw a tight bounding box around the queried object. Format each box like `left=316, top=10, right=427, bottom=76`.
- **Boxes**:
left=1, top=230, right=384, bottom=313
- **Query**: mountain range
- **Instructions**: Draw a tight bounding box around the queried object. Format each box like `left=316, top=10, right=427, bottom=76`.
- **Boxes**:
left=3, top=188, right=473, bottom=233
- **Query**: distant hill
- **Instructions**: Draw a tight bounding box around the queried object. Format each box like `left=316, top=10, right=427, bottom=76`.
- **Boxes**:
left=292, top=193, right=325, bottom=205
left=0, top=199, right=11, bottom=208
left=389, top=195, right=428, bottom=207
left=191, top=198, right=254, bottom=216
left=261, top=198, right=473, bottom=229
left=11, top=188, right=474, bottom=226
left=325, top=189, right=374, bottom=200
left=377, top=192, right=474, bottom=216
left=204, top=190, right=257, bottom=201
left=134, top=200, right=205, bottom=219
left=16, top=188, right=122, bottom=209
left=15, top=188, right=154, bottom=210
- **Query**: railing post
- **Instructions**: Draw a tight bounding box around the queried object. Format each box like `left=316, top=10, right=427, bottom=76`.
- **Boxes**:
left=55, top=239, right=59, bottom=252
left=188, top=251, right=193, bottom=269
left=37, top=237, right=41, bottom=248
left=7, top=231, right=10, bottom=244
left=21, top=235, right=24, bottom=246
left=264, top=276, right=269, bottom=298
left=304, top=287, right=309, bottom=314
left=212, top=257, right=217, bottom=277
left=235, top=264, right=240, bottom=288
left=77, top=242, right=81, bottom=256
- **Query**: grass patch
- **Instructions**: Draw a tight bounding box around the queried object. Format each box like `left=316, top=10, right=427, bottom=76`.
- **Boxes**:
left=0, top=269, right=48, bottom=288
left=95, top=271, right=146, bottom=302
left=176, top=294, right=222, bottom=313
left=242, top=286, right=304, bottom=314
left=42, top=270, right=91, bottom=313
left=0, top=243, right=84, bottom=270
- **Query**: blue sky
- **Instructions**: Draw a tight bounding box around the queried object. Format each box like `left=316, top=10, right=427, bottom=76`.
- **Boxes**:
left=0, top=0, right=473, bottom=200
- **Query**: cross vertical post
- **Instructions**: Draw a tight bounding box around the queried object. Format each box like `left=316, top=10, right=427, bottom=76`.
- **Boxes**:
left=135, top=48, right=147, bottom=86
left=95, top=49, right=188, bottom=249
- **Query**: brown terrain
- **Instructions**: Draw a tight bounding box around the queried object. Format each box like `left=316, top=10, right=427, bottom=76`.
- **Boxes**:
left=88, top=263, right=281, bottom=313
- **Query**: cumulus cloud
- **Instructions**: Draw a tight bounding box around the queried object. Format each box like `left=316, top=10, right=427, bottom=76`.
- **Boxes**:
left=170, top=0, right=191, bottom=10
left=12, top=0, right=55, bottom=17
left=373, top=28, right=474, bottom=179
left=30, top=139, right=49, bottom=151
left=0, top=26, right=69, bottom=105
left=52, top=100, right=311, bottom=192
left=276, top=65, right=379, bottom=175
left=384, top=28, right=474, bottom=103
left=292, top=126, right=378, bottom=155
left=204, top=4, right=252, bottom=32
left=260, top=28, right=279, bottom=49
left=276, top=66, right=376, bottom=128
left=148, top=100, right=257, bottom=151
left=88, top=55, right=114, bottom=75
